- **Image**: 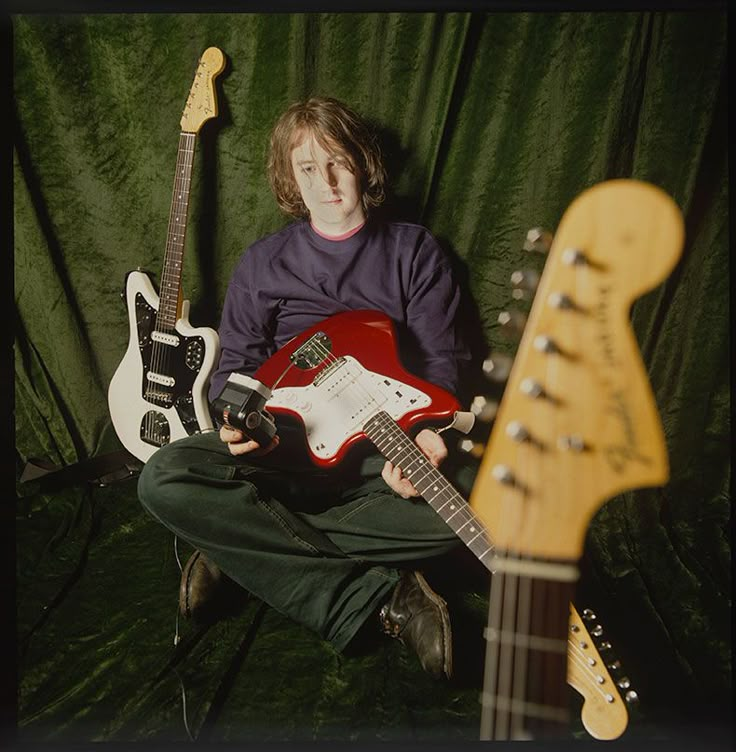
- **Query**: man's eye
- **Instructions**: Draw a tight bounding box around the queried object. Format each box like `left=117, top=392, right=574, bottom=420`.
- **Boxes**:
left=302, top=165, right=315, bottom=174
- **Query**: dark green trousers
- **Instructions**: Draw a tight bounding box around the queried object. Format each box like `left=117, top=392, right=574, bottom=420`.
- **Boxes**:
left=138, top=430, right=476, bottom=651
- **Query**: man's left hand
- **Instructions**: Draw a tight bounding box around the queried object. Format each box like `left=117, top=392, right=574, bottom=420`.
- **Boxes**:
left=381, top=428, right=448, bottom=499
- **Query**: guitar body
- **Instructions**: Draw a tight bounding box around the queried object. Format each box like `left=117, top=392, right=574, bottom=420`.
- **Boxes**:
left=108, top=47, right=226, bottom=463
left=108, top=270, right=219, bottom=462
left=255, top=310, right=460, bottom=468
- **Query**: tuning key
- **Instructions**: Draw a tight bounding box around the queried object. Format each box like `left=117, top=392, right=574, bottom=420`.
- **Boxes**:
left=607, top=660, right=622, bottom=672
left=458, top=438, right=485, bottom=458
left=582, top=609, right=597, bottom=621
left=470, top=395, right=498, bottom=423
left=523, top=227, right=553, bottom=254
left=481, top=352, right=513, bottom=383
left=510, top=269, right=540, bottom=300
left=617, top=677, right=631, bottom=690
left=498, top=310, right=527, bottom=339
left=624, top=690, right=639, bottom=704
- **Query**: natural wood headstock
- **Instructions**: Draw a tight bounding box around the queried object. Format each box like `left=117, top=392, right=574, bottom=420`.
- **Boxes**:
left=568, top=604, right=632, bottom=740
left=470, top=180, right=684, bottom=561
left=180, top=47, right=225, bottom=133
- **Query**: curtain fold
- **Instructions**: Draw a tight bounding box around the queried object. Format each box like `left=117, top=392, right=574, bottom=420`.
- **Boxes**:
left=13, top=10, right=730, bottom=737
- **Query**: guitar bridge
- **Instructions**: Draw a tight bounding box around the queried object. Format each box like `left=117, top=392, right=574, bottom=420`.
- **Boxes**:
left=290, top=332, right=332, bottom=369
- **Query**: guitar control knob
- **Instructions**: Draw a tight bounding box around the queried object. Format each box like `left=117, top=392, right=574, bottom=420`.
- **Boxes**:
left=523, top=227, right=553, bottom=254
left=482, top=352, right=513, bottom=383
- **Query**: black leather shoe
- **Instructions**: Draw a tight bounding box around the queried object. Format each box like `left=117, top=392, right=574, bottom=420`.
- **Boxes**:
left=179, top=550, right=223, bottom=622
left=379, top=570, right=452, bottom=679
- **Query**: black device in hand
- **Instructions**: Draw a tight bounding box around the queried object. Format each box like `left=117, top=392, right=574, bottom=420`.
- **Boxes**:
left=212, top=373, right=277, bottom=447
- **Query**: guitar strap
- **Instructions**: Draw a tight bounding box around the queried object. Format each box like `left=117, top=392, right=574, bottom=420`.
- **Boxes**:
left=19, top=449, right=143, bottom=492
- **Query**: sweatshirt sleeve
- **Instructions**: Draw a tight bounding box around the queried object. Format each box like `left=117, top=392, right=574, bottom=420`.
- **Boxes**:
left=207, top=250, right=278, bottom=402
left=404, top=233, right=471, bottom=396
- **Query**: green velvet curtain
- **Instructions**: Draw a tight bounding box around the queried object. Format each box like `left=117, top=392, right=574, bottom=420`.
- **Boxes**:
left=14, top=11, right=729, bottom=743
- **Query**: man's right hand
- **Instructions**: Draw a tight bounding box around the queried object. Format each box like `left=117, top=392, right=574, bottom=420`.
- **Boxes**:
left=219, top=425, right=280, bottom=456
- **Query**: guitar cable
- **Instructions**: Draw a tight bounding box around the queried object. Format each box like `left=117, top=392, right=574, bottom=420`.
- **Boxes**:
left=172, top=534, right=195, bottom=740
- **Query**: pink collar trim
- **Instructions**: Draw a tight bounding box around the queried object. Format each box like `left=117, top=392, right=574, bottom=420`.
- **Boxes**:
left=310, top=221, right=366, bottom=241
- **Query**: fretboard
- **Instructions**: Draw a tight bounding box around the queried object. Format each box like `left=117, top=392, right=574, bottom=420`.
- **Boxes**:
left=480, top=570, right=575, bottom=740
left=363, top=410, right=494, bottom=568
left=156, top=131, right=197, bottom=331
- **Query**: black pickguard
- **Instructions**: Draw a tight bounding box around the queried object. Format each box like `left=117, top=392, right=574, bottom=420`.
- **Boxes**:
left=134, top=293, right=207, bottom=444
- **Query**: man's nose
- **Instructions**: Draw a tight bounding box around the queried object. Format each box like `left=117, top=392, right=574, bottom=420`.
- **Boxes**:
left=322, top=166, right=338, bottom=187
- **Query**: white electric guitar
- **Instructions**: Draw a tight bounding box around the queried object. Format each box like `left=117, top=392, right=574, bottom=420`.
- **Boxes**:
left=108, top=47, right=224, bottom=462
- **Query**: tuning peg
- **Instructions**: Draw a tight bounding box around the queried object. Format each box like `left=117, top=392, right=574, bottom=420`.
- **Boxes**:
left=616, top=677, right=631, bottom=690
left=457, top=438, right=485, bottom=458
left=497, top=310, right=527, bottom=339
left=510, top=269, right=540, bottom=300
left=582, top=609, right=597, bottom=621
left=470, top=395, right=498, bottom=423
left=607, top=660, right=622, bottom=672
left=590, top=624, right=604, bottom=637
left=523, top=227, right=553, bottom=254
left=598, top=641, right=612, bottom=651
left=624, top=690, right=639, bottom=704
left=481, top=352, right=513, bottom=383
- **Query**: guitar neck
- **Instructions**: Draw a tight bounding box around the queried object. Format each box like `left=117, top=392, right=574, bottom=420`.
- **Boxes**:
left=157, top=131, right=197, bottom=331
left=481, top=569, right=575, bottom=740
left=363, top=410, right=494, bottom=569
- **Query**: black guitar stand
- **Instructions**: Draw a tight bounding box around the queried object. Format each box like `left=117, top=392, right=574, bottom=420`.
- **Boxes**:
left=19, top=449, right=143, bottom=493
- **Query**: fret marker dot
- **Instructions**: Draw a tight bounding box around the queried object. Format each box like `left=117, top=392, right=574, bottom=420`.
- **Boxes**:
left=450, top=505, right=455, bottom=510
left=470, top=527, right=475, bottom=532
left=433, top=486, right=438, bottom=491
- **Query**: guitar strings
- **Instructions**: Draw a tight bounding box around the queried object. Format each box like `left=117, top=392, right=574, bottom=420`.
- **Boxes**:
left=301, top=336, right=496, bottom=560
left=145, top=132, right=195, bottom=444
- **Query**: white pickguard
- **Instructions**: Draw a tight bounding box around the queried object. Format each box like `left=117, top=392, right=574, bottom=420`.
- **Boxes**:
left=268, top=355, right=431, bottom=461
left=107, top=270, right=219, bottom=462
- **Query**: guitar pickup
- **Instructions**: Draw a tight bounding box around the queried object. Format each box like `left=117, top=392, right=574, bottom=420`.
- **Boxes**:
left=147, top=372, right=176, bottom=387
left=152, top=331, right=181, bottom=347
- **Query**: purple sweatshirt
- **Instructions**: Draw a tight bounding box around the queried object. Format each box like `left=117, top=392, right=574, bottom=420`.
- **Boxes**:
left=209, top=219, right=469, bottom=401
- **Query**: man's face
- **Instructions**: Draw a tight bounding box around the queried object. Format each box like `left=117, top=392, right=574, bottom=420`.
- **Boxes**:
left=290, top=134, right=365, bottom=236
